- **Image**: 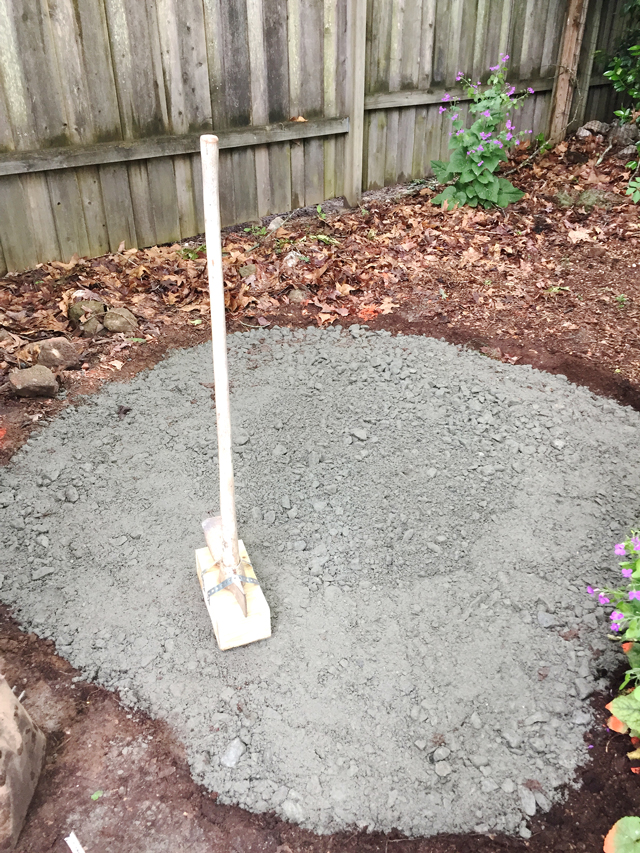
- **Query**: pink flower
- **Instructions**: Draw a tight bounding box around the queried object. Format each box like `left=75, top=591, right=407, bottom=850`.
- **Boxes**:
left=456, top=72, right=463, bottom=82
left=631, top=536, right=640, bottom=550
left=599, top=593, right=610, bottom=605
left=478, top=160, right=483, bottom=166
left=630, top=590, right=640, bottom=600
left=587, top=586, right=595, bottom=595
left=527, top=87, right=535, bottom=94
left=442, top=93, right=451, bottom=102
left=623, top=568, right=633, bottom=578
left=506, top=132, right=513, bottom=141
left=439, top=106, right=447, bottom=114
left=502, top=54, right=509, bottom=61
left=615, top=543, right=626, bottom=556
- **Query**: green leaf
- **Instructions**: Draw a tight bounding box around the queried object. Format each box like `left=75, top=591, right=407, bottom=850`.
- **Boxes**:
left=91, top=790, right=104, bottom=801
left=496, top=177, right=524, bottom=207
left=431, top=160, right=452, bottom=182
left=604, top=816, right=640, bottom=853
left=609, top=687, right=640, bottom=731
left=432, top=186, right=457, bottom=206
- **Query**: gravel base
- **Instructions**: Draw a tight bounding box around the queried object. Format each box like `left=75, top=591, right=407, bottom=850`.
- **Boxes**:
left=0, top=325, right=635, bottom=838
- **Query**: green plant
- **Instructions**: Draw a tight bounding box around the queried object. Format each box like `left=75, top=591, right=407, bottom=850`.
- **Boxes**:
left=244, top=225, right=267, bottom=236
left=617, top=294, right=629, bottom=306
left=545, top=285, right=569, bottom=296
left=604, top=816, right=640, bottom=852
left=179, top=244, right=206, bottom=260
left=430, top=55, right=534, bottom=209
left=309, top=234, right=339, bottom=245
left=316, top=204, right=327, bottom=221
left=628, top=176, right=640, bottom=203
left=588, top=532, right=640, bottom=688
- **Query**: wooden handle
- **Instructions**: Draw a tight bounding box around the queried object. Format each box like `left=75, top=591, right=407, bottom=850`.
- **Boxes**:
left=200, top=135, right=239, bottom=569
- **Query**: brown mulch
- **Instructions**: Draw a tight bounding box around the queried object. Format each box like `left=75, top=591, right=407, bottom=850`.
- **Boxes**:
left=1, top=134, right=640, bottom=851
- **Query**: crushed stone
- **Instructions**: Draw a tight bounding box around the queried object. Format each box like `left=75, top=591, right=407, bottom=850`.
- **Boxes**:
left=0, top=324, right=636, bottom=837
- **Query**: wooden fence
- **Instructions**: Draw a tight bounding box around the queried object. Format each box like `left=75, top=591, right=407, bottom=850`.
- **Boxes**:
left=0, top=0, right=625, bottom=275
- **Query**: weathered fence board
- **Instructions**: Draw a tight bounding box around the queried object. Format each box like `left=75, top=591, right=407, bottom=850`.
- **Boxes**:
left=0, top=0, right=625, bottom=274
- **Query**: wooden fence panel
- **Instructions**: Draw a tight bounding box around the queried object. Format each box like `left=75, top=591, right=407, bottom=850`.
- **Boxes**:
left=0, top=0, right=625, bottom=273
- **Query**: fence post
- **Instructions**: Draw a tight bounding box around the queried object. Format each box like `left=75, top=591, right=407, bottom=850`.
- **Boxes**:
left=344, top=0, right=367, bottom=206
left=573, top=0, right=603, bottom=129
left=548, top=0, right=591, bottom=144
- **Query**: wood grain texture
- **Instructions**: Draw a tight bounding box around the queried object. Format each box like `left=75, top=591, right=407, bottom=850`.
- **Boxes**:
left=99, top=163, right=138, bottom=250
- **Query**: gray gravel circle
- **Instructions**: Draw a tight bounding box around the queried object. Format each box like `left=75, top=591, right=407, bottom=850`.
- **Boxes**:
left=0, top=324, right=636, bottom=838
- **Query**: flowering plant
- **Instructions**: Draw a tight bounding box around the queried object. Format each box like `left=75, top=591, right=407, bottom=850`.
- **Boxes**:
left=588, top=531, right=640, bottom=689
left=430, top=56, right=534, bottom=209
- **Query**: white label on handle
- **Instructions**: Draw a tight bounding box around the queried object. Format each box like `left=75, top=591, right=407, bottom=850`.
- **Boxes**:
left=64, top=831, right=87, bottom=853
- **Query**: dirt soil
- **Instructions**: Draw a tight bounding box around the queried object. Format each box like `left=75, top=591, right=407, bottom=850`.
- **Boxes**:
left=1, top=133, right=640, bottom=851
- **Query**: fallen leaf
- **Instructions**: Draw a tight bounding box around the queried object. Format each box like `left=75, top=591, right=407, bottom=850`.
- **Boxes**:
left=607, top=714, right=629, bottom=734
left=257, top=317, right=270, bottom=326
left=358, top=304, right=379, bottom=321
left=316, top=313, right=334, bottom=326
left=337, top=281, right=356, bottom=296
left=289, top=115, right=307, bottom=122
left=461, top=246, right=483, bottom=265
left=567, top=228, right=592, bottom=244
left=379, top=296, right=398, bottom=314
left=109, top=360, right=124, bottom=370
left=117, top=241, right=126, bottom=252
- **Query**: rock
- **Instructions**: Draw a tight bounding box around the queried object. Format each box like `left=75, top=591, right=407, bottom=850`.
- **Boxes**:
left=31, top=567, right=55, bottom=581
left=519, top=786, right=537, bottom=816
left=64, top=485, right=79, bottom=503
left=534, top=790, right=551, bottom=811
left=271, top=786, right=289, bottom=806
left=267, top=215, right=286, bottom=232
left=220, top=737, right=246, bottom=768
left=0, top=675, right=46, bottom=849
left=264, top=511, right=276, bottom=524
left=282, top=798, right=305, bottom=822
left=288, top=288, right=309, bottom=304
left=238, top=264, right=256, bottom=278
left=480, top=778, right=499, bottom=793
left=350, top=428, right=368, bottom=441
left=470, top=754, right=489, bottom=768
left=537, top=610, right=557, bottom=628
left=426, top=467, right=437, bottom=479
left=519, top=824, right=532, bottom=840
left=234, top=431, right=250, bottom=446
left=617, top=144, right=639, bottom=161
left=433, top=746, right=450, bottom=762
left=103, top=307, right=138, bottom=333
left=434, top=761, right=451, bottom=777
left=574, top=677, right=594, bottom=700
left=469, top=712, right=482, bottom=730
left=414, top=740, right=427, bottom=750
left=281, top=495, right=292, bottom=509
left=609, top=122, right=639, bottom=148
left=9, top=365, right=58, bottom=398
left=0, top=492, right=15, bottom=508
left=68, top=299, right=106, bottom=334
left=80, top=315, right=104, bottom=337
left=582, top=120, right=610, bottom=135
left=502, top=779, right=515, bottom=794
left=426, top=542, right=442, bottom=555
left=36, top=337, right=82, bottom=369
left=501, top=729, right=523, bottom=749
left=575, top=126, right=592, bottom=140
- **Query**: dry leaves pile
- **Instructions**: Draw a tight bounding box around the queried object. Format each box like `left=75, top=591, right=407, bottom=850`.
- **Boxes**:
left=1, top=134, right=640, bottom=390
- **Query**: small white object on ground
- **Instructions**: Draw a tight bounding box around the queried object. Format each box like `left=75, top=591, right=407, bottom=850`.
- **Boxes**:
left=64, top=831, right=87, bottom=853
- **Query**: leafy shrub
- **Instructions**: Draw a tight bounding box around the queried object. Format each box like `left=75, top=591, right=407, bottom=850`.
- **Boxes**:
left=604, top=0, right=640, bottom=110
left=588, top=532, right=640, bottom=688
left=430, top=56, right=534, bottom=209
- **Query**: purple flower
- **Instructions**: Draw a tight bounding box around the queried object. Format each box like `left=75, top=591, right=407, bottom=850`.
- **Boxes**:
left=476, top=144, right=484, bottom=153
left=630, top=590, right=640, bottom=600
left=442, top=93, right=451, bottom=102
left=506, top=120, right=513, bottom=129
left=611, top=610, right=625, bottom=622
left=502, top=54, right=509, bottom=61
left=527, top=87, right=535, bottom=94
left=480, top=131, right=492, bottom=140
left=632, top=536, right=640, bottom=550
left=515, top=139, right=520, bottom=145
left=507, top=86, right=516, bottom=96
left=612, top=623, right=621, bottom=632
left=451, top=113, right=459, bottom=120
left=493, top=140, right=503, bottom=148
left=587, top=586, right=595, bottom=595
left=456, top=129, right=464, bottom=136
left=456, top=72, right=463, bottom=81
left=506, top=132, right=513, bottom=141
left=478, top=160, right=483, bottom=166
left=490, top=64, right=499, bottom=72
left=599, top=593, right=610, bottom=605
left=482, top=110, right=491, bottom=118
left=623, top=568, right=633, bottom=578
left=615, top=543, right=626, bottom=556
left=439, top=106, right=447, bottom=114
